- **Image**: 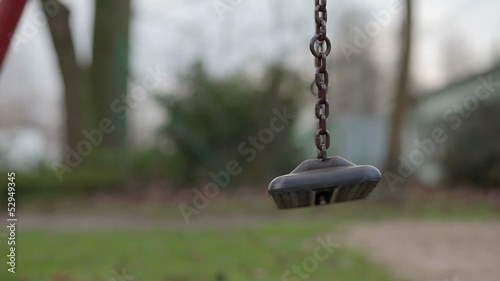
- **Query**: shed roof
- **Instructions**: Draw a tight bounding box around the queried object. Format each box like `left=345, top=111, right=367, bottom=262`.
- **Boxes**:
left=415, top=63, right=500, bottom=123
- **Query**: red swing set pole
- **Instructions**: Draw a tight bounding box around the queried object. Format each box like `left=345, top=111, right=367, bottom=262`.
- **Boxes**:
left=0, top=0, right=28, bottom=70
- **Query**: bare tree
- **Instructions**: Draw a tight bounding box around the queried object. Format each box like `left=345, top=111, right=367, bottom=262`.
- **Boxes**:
left=90, top=0, right=131, bottom=149
left=332, top=7, right=381, bottom=116
left=386, top=0, right=413, bottom=173
left=41, top=0, right=83, bottom=152
left=41, top=0, right=131, bottom=169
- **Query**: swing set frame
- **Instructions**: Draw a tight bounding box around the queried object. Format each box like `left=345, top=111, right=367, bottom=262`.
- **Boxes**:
left=0, top=0, right=28, bottom=70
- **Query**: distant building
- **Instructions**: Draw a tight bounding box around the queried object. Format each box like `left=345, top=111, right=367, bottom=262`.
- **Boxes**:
left=412, top=63, right=500, bottom=185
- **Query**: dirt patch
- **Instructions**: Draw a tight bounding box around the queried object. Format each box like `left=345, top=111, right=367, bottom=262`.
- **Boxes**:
left=344, top=220, right=500, bottom=281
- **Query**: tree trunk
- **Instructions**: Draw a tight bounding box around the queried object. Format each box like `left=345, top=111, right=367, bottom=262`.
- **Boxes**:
left=377, top=0, right=413, bottom=201
left=41, top=0, right=83, bottom=151
left=90, top=0, right=131, bottom=167
left=90, top=0, right=130, bottom=146
left=386, top=0, right=413, bottom=172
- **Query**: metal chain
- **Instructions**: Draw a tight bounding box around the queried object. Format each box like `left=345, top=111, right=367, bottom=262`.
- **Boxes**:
left=310, top=0, right=331, bottom=160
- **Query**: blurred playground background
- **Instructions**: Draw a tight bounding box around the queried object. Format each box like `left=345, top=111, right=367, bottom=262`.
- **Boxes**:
left=0, top=0, right=499, bottom=280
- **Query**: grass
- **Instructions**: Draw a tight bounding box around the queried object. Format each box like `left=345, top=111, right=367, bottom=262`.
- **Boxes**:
left=0, top=223, right=393, bottom=281
left=1, top=187, right=497, bottom=281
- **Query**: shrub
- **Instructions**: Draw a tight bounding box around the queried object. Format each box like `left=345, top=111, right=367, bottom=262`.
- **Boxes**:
left=442, top=99, right=500, bottom=189
left=157, top=62, right=305, bottom=187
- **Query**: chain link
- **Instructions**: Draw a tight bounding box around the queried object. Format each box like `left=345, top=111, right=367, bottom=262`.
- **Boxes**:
left=310, top=0, right=331, bottom=160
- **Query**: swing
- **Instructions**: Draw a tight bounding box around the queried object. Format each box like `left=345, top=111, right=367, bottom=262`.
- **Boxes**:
left=268, top=0, right=381, bottom=209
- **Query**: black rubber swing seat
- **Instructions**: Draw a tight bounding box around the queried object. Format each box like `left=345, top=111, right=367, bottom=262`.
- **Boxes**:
left=268, top=156, right=381, bottom=209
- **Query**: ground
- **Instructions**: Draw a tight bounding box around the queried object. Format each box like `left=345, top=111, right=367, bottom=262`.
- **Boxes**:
left=345, top=220, right=500, bottom=281
left=0, top=188, right=499, bottom=281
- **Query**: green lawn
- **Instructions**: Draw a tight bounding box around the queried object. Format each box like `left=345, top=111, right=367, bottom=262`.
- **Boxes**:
left=1, top=188, right=497, bottom=281
left=0, top=222, right=393, bottom=281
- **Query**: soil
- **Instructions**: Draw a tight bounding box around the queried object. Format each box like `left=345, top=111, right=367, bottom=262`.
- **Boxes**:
left=343, top=220, right=500, bottom=281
